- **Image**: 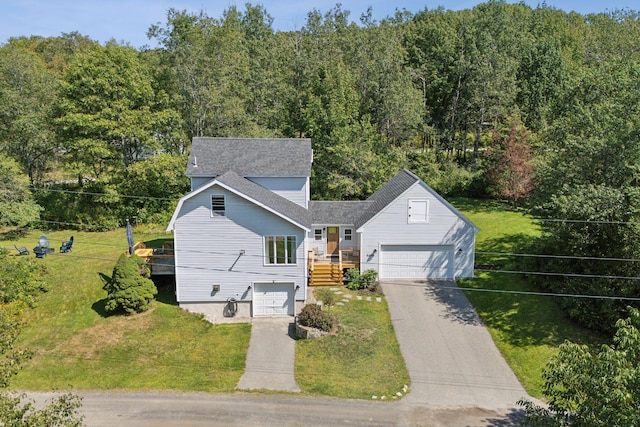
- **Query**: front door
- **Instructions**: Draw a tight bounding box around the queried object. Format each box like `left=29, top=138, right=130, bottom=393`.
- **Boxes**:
left=326, top=226, right=340, bottom=256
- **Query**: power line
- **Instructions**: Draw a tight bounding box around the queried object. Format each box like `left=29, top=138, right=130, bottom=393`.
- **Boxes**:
left=422, top=281, right=640, bottom=302
left=4, top=183, right=640, bottom=227
left=475, top=268, right=640, bottom=281
left=477, top=251, right=640, bottom=263
left=28, top=186, right=176, bottom=201
left=17, top=247, right=640, bottom=301
left=10, top=231, right=640, bottom=283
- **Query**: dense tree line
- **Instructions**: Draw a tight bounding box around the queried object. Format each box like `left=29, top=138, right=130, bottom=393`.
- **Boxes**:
left=2, top=1, right=640, bottom=331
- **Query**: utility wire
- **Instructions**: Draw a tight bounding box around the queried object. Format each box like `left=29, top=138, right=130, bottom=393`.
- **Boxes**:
left=414, top=281, right=640, bottom=302
left=20, top=248, right=640, bottom=301
left=11, top=231, right=640, bottom=282
left=3, top=183, right=640, bottom=226
left=476, top=251, right=640, bottom=263
left=20, top=219, right=640, bottom=264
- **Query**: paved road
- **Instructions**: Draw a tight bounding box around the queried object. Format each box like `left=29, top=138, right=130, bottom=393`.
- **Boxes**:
left=382, top=279, right=528, bottom=409
left=27, top=390, right=525, bottom=426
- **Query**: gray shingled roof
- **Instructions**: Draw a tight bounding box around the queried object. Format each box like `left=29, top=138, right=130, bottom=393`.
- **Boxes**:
left=215, top=170, right=311, bottom=229
left=309, top=201, right=373, bottom=225
left=354, top=169, right=420, bottom=229
left=187, top=137, right=313, bottom=177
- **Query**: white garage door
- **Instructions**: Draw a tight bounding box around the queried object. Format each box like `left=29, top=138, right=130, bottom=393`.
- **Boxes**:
left=253, top=282, right=294, bottom=316
left=380, top=245, right=454, bottom=279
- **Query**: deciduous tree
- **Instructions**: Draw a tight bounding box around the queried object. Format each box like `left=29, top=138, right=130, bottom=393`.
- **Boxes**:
left=0, top=158, right=42, bottom=228
left=484, top=115, right=534, bottom=205
left=519, top=307, right=640, bottom=426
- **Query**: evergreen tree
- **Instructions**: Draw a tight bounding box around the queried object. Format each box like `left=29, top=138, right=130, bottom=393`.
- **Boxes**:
left=103, top=253, right=157, bottom=315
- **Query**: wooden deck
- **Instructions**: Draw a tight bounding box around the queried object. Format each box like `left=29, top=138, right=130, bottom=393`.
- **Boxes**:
left=308, top=249, right=360, bottom=286
left=133, top=241, right=175, bottom=276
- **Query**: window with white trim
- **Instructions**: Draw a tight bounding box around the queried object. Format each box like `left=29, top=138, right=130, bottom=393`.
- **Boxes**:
left=343, top=228, right=353, bottom=241
left=211, top=195, right=225, bottom=217
left=314, top=228, right=323, bottom=241
left=408, top=199, right=429, bottom=223
left=264, top=235, right=297, bottom=265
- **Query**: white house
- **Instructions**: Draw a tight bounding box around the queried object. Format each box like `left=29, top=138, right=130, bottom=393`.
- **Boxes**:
left=167, top=137, right=478, bottom=322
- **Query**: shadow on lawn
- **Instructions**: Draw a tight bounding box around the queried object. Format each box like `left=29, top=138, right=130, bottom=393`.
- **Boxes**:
left=476, top=233, right=538, bottom=256
left=142, top=238, right=172, bottom=249
left=91, top=298, right=109, bottom=318
left=462, top=232, right=602, bottom=349
left=154, top=277, right=178, bottom=306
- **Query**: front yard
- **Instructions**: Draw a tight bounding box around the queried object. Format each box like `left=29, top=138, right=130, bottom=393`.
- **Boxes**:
left=6, top=228, right=408, bottom=397
left=9, top=229, right=249, bottom=392
left=6, top=199, right=605, bottom=399
left=295, top=289, right=410, bottom=399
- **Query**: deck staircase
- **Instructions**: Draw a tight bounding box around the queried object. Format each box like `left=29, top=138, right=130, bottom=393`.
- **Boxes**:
left=309, top=263, right=343, bottom=286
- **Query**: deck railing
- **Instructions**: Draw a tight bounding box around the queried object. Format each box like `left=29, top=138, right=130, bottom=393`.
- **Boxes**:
left=340, top=249, right=360, bottom=265
left=307, top=250, right=315, bottom=272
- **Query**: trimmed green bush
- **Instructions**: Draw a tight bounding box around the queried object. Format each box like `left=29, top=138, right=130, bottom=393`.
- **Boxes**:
left=103, top=253, right=157, bottom=315
left=297, top=304, right=335, bottom=332
left=345, top=268, right=379, bottom=292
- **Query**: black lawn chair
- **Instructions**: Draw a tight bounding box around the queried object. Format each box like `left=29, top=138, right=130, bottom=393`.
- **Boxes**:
left=14, top=244, right=29, bottom=256
left=33, top=246, right=51, bottom=258
left=60, top=236, right=74, bottom=253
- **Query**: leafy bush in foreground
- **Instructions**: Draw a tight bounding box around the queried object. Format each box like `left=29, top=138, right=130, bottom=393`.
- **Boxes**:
left=0, top=253, right=48, bottom=307
left=519, top=307, right=640, bottom=426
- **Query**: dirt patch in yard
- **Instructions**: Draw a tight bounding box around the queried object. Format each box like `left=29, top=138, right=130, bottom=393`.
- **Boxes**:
left=49, top=308, right=156, bottom=359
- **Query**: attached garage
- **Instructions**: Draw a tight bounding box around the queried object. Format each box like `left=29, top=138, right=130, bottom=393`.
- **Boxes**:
left=253, top=282, right=295, bottom=316
left=380, top=245, right=455, bottom=279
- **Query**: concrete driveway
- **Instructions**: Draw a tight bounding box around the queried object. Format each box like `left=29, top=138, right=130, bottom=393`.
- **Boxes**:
left=236, top=317, right=300, bottom=392
left=382, top=279, right=528, bottom=410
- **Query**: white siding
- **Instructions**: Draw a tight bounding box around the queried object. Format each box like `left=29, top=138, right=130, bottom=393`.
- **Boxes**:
left=359, top=182, right=475, bottom=279
left=173, top=186, right=307, bottom=303
left=247, top=176, right=309, bottom=207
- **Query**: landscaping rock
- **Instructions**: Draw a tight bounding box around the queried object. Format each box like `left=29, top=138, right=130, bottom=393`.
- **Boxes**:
left=295, top=322, right=330, bottom=340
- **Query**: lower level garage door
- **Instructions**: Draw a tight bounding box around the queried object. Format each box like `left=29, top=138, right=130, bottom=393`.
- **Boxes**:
left=380, top=245, right=454, bottom=279
left=253, top=282, right=295, bottom=316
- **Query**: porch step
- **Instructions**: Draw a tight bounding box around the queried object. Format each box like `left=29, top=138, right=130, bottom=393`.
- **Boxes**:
left=310, top=264, right=343, bottom=286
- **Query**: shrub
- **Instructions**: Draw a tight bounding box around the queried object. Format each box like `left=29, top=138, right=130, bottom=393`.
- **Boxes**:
left=345, top=268, right=379, bottom=292
left=297, top=304, right=336, bottom=332
left=0, top=253, right=48, bottom=306
left=315, top=287, right=335, bottom=310
left=103, top=253, right=157, bottom=315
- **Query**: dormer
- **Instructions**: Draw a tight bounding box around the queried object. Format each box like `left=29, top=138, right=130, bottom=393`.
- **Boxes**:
left=187, top=138, right=313, bottom=208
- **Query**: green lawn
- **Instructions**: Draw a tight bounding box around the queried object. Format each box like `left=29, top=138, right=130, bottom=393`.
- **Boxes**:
left=452, top=198, right=605, bottom=398
left=7, top=228, right=250, bottom=392
left=295, top=289, right=410, bottom=399
left=5, top=199, right=605, bottom=399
